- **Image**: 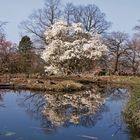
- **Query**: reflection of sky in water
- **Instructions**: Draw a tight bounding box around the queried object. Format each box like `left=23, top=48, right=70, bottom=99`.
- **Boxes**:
left=0, top=87, right=130, bottom=140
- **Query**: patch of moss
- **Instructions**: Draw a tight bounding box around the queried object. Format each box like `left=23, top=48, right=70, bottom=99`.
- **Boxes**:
left=15, top=79, right=85, bottom=92
left=48, top=80, right=85, bottom=92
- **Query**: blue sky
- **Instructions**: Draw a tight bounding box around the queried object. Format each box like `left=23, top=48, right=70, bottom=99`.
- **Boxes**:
left=0, top=0, right=139, bottom=43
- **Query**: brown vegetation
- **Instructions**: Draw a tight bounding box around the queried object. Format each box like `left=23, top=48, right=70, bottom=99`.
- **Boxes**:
left=0, top=74, right=86, bottom=92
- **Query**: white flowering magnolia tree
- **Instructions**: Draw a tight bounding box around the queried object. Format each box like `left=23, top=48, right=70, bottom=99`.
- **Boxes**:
left=41, top=21, right=108, bottom=75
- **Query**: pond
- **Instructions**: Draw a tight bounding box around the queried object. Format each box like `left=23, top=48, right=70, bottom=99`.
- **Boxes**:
left=0, top=86, right=131, bottom=140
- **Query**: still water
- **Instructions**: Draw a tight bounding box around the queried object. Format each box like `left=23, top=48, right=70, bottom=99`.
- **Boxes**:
left=0, top=87, right=130, bottom=140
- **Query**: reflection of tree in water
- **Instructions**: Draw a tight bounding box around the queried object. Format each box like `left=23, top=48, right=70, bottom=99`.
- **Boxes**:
left=0, top=94, right=3, bottom=101
left=17, top=91, right=45, bottom=120
left=105, top=88, right=130, bottom=137
left=0, top=94, right=4, bottom=108
left=16, top=86, right=128, bottom=132
left=0, top=90, right=6, bottom=108
left=107, top=88, right=129, bottom=101
left=42, top=87, right=105, bottom=128
left=16, top=85, right=107, bottom=130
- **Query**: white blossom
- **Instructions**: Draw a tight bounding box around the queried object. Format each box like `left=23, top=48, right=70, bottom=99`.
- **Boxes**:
left=41, top=21, right=108, bottom=74
left=44, top=65, right=60, bottom=75
left=72, top=23, right=84, bottom=33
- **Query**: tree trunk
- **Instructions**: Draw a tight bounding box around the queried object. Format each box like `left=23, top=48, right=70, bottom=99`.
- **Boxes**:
left=114, top=56, right=119, bottom=74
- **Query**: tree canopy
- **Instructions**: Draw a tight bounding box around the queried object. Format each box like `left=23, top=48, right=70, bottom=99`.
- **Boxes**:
left=41, top=21, right=108, bottom=75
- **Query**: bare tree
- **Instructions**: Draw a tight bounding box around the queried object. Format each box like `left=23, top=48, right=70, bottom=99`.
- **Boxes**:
left=127, top=37, right=140, bottom=74
left=21, top=1, right=110, bottom=46
left=133, top=20, right=140, bottom=43
left=0, top=21, right=7, bottom=30
left=44, top=0, right=61, bottom=25
left=64, top=3, right=75, bottom=25
left=64, top=4, right=111, bottom=34
left=20, top=0, right=61, bottom=45
left=0, top=37, right=14, bottom=73
left=0, top=21, right=7, bottom=38
left=105, top=32, right=129, bottom=74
